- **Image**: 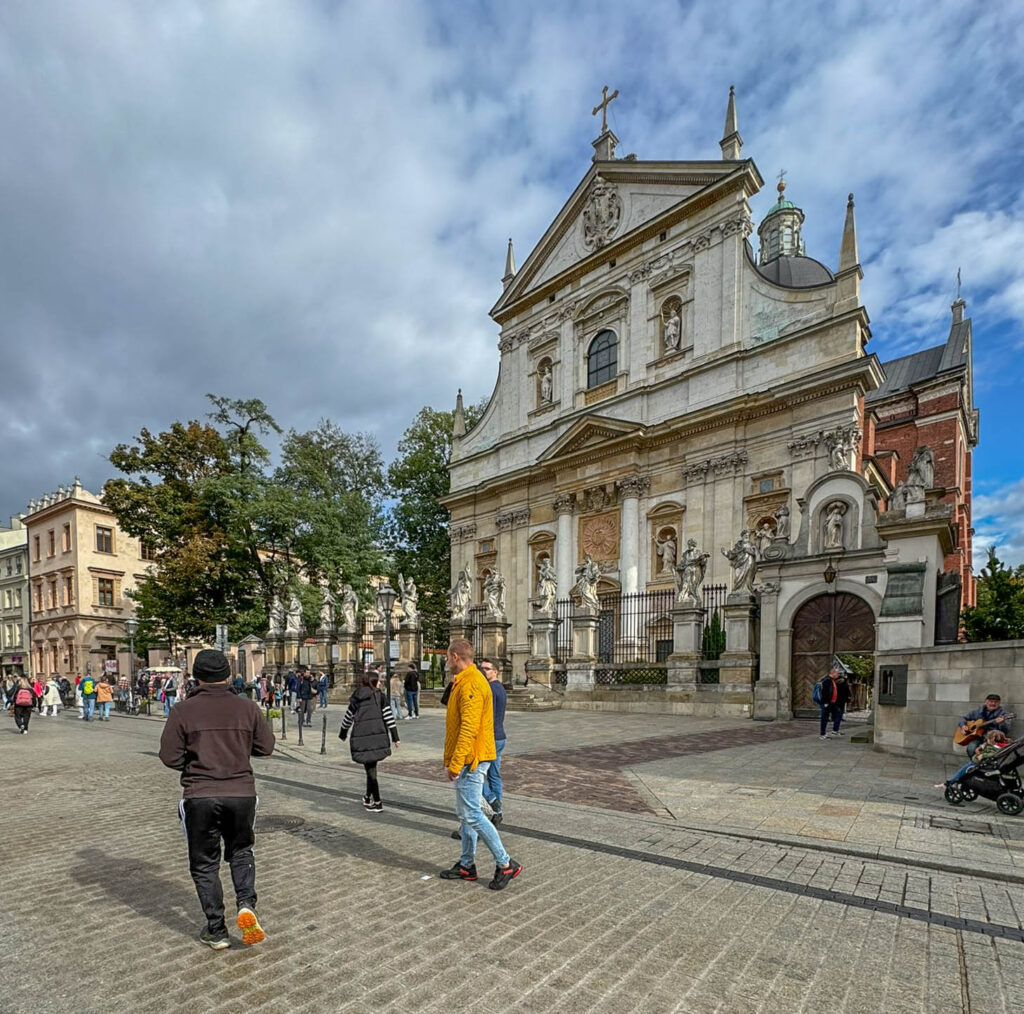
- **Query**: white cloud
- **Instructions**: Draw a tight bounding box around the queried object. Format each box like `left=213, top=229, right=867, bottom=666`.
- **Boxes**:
left=975, top=478, right=1024, bottom=567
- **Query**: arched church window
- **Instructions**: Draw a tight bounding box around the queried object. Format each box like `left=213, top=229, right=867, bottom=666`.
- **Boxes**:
left=587, top=330, right=617, bottom=389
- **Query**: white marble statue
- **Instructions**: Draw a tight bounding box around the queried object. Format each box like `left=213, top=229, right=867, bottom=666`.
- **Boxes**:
left=268, top=595, right=285, bottom=637
left=340, top=584, right=358, bottom=630
left=823, top=501, right=847, bottom=550
left=907, top=445, right=934, bottom=490
left=399, top=573, right=419, bottom=624
left=483, top=569, right=506, bottom=618
left=722, top=531, right=757, bottom=594
left=285, top=593, right=303, bottom=636
left=319, top=583, right=336, bottom=631
left=674, top=538, right=709, bottom=604
left=574, top=555, right=601, bottom=610
left=773, top=504, right=791, bottom=539
left=656, top=531, right=677, bottom=575
left=539, top=364, right=553, bottom=403
left=536, top=557, right=557, bottom=615
left=755, top=523, right=776, bottom=558
left=449, top=567, right=472, bottom=622
left=889, top=481, right=907, bottom=512
left=663, top=307, right=682, bottom=352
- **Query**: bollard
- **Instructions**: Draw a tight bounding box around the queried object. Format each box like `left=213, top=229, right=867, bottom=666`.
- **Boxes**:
left=297, top=713, right=304, bottom=746
left=281, top=704, right=287, bottom=741
left=320, top=711, right=327, bottom=755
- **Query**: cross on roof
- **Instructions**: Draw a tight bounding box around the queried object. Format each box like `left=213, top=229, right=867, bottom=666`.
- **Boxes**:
left=592, top=85, right=619, bottom=133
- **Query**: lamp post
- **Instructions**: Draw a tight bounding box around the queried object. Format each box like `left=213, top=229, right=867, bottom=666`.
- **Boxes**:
left=124, top=617, right=138, bottom=710
left=376, top=582, right=398, bottom=690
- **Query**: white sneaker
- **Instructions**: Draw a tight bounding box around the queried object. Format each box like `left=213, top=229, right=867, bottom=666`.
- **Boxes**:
left=819, top=735, right=829, bottom=741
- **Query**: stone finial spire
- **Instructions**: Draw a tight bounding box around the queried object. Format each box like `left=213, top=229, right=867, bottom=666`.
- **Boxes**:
left=952, top=268, right=965, bottom=324
left=719, top=86, right=743, bottom=160
left=453, top=388, right=466, bottom=439
left=839, top=193, right=859, bottom=270
left=501, top=238, right=516, bottom=289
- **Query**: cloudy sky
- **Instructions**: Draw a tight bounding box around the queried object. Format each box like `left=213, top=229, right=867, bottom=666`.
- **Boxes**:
left=1, top=1, right=1022, bottom=562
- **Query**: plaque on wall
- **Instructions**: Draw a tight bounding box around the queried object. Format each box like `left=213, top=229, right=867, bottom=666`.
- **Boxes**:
left=580, top=511, right=620, bottom=563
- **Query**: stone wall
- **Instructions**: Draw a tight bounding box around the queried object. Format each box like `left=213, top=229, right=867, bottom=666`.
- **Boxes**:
left=874, top=640, right=1024, bottom=758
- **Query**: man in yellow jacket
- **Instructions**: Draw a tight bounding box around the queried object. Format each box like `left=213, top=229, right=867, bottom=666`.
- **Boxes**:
left=439, top=638, right=522, bottom=891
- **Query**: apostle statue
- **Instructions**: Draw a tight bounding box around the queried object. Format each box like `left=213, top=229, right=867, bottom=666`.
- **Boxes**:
left=483, top=570, right=506, bottom=618
left=889, top=481, right=907, bottom=512
left=268, top=595, right=285, bottom=637
left=663, top=305, right=682, bottom=352
left=907, top=445, right=934, bottom=491
left=339, top=584, right=359, bottom=630
left=656, top=530, right=677, bottom=575
left=773, top=504, right=791, bottom=539
left=448, top=566, right=472, bottom=622
left=674, top=538, right=709, bottom=604
left=536, top=557, right=557, bottom=615
left=319, top=582, right=336, bottom=632
left=285, top=592, right=303, bottom=636
left=823, top=501, right=847, bottom=550
left=399, top=573, right=419, bottom=624
left=574, top=555, right=601, bottom=610
left=539, top=364, right=553, bottom=404
left=722, top=531, right=757, bottom=594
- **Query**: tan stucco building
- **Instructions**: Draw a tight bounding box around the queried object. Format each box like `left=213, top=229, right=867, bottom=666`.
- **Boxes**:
left=0, top=516, right=30, bottom=677
left=24, top=479, right=147, bottom=678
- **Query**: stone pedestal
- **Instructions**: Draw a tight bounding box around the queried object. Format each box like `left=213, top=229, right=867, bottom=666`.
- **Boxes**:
left=479, top=618, right=512, bottom=682
left=371, top=623, right=386, bottom=667
left=333, top=629, right=361, bottom=685
left=282, top=635, right=302, bottom=669
left=753, top=583, right=781, bottom=720
left=315, top=628, right=333, bottom=668
left=448, top=620, right=475, bottom=646
left=398, top=621, right=423, bottom=666
left=570, top=604, right=600, bottom=661
left=720, top=594, right=758, bottom=686
left=526, top=614, right=559, bottom=687
left=264, top=636, right=284, bottom=673
left=667, top=600, right=704, bottom=688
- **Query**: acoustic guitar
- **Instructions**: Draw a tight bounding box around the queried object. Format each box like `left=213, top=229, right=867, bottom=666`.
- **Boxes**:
left=953, top=713, right=1015, bottom=747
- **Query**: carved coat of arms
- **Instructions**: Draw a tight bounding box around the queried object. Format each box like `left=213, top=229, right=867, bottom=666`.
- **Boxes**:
left=581, top=177, right=622, bottom=250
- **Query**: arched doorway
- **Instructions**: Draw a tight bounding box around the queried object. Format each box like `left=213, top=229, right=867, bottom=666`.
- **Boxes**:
left=791, top=592, right=875, bottom=716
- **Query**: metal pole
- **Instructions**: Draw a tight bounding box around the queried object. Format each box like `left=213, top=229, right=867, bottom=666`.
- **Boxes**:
left=128, top=633, right=135, bottom=714
left=320, top=710, right=327, bottom=755
left=384, top=612, right=392, bottom=696
left=297, top=709, right=304, bottom=746
left=281, top=702, right=287, bottom=741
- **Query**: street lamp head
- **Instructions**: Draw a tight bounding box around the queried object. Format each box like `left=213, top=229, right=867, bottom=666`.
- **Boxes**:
left=124, top=617, right=139, bottom=637
left=823, top=559, right=838, bottom=585
left=376, top=582, right=398, bottom=617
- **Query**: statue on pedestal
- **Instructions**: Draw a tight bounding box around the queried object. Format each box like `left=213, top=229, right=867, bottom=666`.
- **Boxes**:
left=574, top=555, right=601, bottom=610
left=268, top=595, right=285, bottom=637
left=907, top=445, right=934, bottom=490
left=674, top=538, right=709, bottom=604
left=339, top=584, right=358, bottom=630
left=722, top=531, right=757, bottom=594
left=319, top=582, right=336, bottom=632
left=285, top=593, right=303, bottom=636
left=399, top=573, right=419, bottom=624
left=448, top=566, right=472, bottom=622
left=484, top=570, right=506, bottom=618
left=536, top=557, right=557, bottom=615
left=754, top=523, right=775, bottom=559
left=773, top=504, right=791, bottom=539
left=656, top=530, right=677, bottom=575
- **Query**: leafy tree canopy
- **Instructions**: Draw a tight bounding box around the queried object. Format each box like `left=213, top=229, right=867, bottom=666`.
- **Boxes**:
left=962, top=547, right=1024, bottom=642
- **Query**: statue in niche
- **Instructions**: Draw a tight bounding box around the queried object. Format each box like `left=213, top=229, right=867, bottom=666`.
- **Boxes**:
left=907, top=446, right=934, bottom=490
left=755, top=522, right=776, bottom=558
left=655, top=529, right=677, bottom=575
left=539, top=364, right=553, bottom=404
left=722, top=531, right=757, bottom=594
left=536, top=556, right=557, bottom=615
left=483, top=570, right=506, bottom=618
left=674, top=538, right=709, bottom=604
left=448, top=566, right=472, bottom=622
left=339, top=584, right=359, bottom=630
left=399, top=574, right=419, bottom=624
left=285, top=593, right=303, bottom=636
left=268, top=595, right=285, bottom=637
left=889, top=482, right=907, bottom=512
left=826, top=427, right=861, bottom=472
left=574, top=555, right=601, bottom=610
left=823, top=502, right=847, bottom=550
left=773, top=504, right=791, bottom=539
left=663, top=304, right=682, bottom=353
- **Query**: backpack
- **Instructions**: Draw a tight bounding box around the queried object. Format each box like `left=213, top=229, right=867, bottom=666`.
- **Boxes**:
left=14, top=687, right=32, bottom=706
left=82, top=679, right=95, bottom=696
left=813, top=679, right=835, bottom=706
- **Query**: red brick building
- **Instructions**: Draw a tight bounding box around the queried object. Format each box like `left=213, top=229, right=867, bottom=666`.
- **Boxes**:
left=865, top=298, right=978, bottom=606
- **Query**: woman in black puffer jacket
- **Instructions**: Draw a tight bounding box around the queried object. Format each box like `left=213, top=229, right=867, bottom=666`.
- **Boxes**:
left=338, top=673, right=400, bottom=812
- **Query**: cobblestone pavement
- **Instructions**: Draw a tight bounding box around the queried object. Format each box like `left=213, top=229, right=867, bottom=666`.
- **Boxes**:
left=2, top=709, right=1024, bottom=1013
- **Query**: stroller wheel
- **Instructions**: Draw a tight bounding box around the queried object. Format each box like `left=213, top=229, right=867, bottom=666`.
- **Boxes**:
left=960, top=784, right=978, bottom=802
left=944, top=783, right=965, bottom=806
left=996, top=793, right=1024, bottom=816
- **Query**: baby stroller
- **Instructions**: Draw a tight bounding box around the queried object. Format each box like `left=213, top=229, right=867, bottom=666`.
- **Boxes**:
left=945, top=736, right=1024, bottom=815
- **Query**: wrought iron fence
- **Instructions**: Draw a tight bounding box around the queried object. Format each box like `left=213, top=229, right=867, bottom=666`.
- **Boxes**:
left=552, top=589, right=675, bottom=664
left=594, top=665, right=668, bottom=685
left=701, top=583, right=728, bottom=659
left=468, top=605, right=486, bottom=658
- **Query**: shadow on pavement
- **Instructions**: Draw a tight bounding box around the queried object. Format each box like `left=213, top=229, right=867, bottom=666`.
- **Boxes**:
left=70, top=847, right=198, bottom=939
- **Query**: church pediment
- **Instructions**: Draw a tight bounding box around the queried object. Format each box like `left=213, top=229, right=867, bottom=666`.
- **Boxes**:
left=492, top=160, right=757, bottom=321
left=538, top=414, right=645, bottom=464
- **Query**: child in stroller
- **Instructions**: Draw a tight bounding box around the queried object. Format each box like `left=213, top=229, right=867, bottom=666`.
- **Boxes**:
left=943, top=731, right=1024, bottom=815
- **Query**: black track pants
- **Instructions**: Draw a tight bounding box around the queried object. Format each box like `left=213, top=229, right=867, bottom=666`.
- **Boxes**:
left=179, top=796, right=258, bottom=934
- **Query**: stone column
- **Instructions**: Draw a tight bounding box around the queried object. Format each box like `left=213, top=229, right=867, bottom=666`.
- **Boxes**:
left=720, top=592, right=758, bottom=688
left=753, top=583, right=780, bottom=721
left=527, top=614, right=559, bottom=686
left=667, top=600, right=703, bottom=689
left=398, top=620, right=422, bottom=668
left=334, top=629, right=361, bottom=687
left=616, top=474, right=649, bottom=597
left=371, top=622, right=385, bottom=667
left=567, top=605, right=598, bottom=690
left=264, top=635, right=284, bottom=674
left=554, top=494, right=576, bottom=598
left=282, top=635, right=301, bottom=669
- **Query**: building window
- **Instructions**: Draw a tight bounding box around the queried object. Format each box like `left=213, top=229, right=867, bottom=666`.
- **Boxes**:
left=140, top=540, right=157, bottom=562
left=34, top=585, right=42, bottom=611
left=96, top=526, right=113, bottom=553
left=4, top=560, right=10, bottom=576
left=48, top=581, right=58, bottom=609
left=14, top=588, right=21, bottom=607
left=33, top=536, right=40, bottom=562
left=48, top=529, right=56, bottom=556
left=587, top=330, right=618, bottom=389
left=3, top=590, right=10, bottom=608
left=65, top=576, right=74, bottom=607
left=97, top=577, right=115, bottom=607
left=63, top=523, right=72, bottom=552
left=759, top=478, right=774, bottom=493
left=15, top=558, right=21, bottom=574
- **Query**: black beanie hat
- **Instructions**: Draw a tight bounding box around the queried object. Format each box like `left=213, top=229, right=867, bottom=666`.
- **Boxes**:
left=194, top=649, right=231, bottom=682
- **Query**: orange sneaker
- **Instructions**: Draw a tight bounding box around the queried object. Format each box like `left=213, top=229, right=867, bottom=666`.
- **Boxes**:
left=237, top=906, right=265, bottom=946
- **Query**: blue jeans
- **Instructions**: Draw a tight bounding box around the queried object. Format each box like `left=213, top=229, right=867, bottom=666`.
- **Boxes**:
left=405, top=690, right=418, bottom=717
left=819, top=704, right=838, bottom=735
left=82, top=698, right=95, bottom=719
left=318, top=689, right=328, bottom=708
left=164, top=695, right=176, bottom=716
left=98, top=701, right=111, bottom=719
left=390, top=694, right=404, bottom=719
left=484, top=739, right=505, bottom=809
left=454, top=762, right=509, bottom=868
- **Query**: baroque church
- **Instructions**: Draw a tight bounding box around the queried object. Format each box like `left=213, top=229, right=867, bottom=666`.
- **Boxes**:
left=443, top=89, right=977, bottom=720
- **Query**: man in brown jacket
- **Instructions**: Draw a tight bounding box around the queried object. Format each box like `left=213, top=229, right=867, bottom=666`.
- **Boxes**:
left=159, top=649, right=275, bottom=949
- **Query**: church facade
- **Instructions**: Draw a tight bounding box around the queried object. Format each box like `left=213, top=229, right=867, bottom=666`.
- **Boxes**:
left=444, top=90, right=975, bottom=719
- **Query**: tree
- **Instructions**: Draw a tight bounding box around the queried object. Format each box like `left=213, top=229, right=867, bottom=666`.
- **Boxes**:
left=962, top=547, right=1024, bottom=642
left=386, top=401, right=484, bottom=646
